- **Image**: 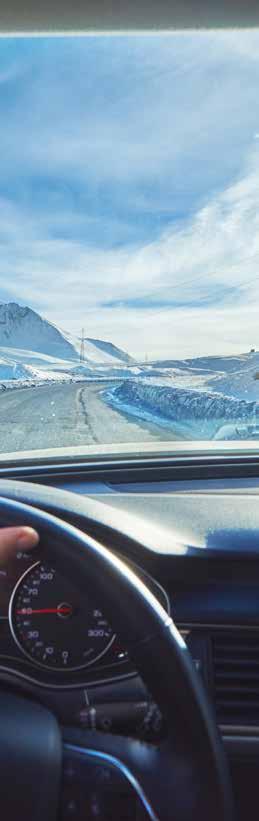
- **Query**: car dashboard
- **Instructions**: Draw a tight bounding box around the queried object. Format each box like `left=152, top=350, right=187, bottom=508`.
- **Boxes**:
left=1, top=462, right=259, bottom=819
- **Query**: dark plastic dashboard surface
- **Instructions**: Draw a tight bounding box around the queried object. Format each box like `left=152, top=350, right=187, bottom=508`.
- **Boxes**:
left=0, top=473, right=258, bottom=672
left=3, top=471, right=259, bottom=558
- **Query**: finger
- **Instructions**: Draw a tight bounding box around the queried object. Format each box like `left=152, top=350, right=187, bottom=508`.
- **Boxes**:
left=0, top=527, right=39, bottom=564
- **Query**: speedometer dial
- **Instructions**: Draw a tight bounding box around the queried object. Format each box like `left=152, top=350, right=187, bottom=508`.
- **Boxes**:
left=9, top=561, right=115, bottom=671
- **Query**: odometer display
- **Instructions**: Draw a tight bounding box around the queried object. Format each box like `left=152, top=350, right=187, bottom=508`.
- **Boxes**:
left=9, top=562, right=115, bottom=671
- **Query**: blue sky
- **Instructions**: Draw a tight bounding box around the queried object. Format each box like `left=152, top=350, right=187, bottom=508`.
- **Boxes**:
left=1, top=33, right=259, bottom=358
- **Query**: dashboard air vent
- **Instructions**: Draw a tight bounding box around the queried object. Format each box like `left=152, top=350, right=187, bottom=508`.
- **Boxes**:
left=212, top=631, right=259, bottom=726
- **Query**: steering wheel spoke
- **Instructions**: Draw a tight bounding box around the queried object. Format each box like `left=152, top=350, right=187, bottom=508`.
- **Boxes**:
left=61, top=728, right=178, bottom=821
left=0, top=691, right=61, bottom=821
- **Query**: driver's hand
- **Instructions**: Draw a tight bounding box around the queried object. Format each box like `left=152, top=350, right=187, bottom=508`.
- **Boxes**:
left=0, top=527, right=39, bottom=563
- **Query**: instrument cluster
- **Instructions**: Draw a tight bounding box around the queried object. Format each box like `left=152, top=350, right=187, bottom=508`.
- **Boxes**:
left=0, top=546, right=168, bottom=687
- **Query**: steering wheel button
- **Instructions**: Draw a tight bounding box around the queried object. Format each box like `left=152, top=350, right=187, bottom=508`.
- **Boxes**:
left=94, top=765, right=112, bottom=785
left=61, top=797, right=79, bottom=818
left=67, top=799, right=77, bottom=813
left=63, top=763, right=77, bottom=783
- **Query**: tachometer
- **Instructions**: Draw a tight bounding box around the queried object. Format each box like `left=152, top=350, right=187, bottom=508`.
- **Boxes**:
left=9, top=561, right=115, bottom=671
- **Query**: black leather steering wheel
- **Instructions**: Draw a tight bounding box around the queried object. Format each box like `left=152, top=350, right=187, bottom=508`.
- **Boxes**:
left=0, top=482, right=234, bottom=821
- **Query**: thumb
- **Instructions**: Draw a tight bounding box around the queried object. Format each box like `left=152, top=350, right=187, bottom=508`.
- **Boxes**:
left=0, top=527, right=39, bottom=564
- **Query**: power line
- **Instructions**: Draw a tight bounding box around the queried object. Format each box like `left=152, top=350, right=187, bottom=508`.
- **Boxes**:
left=158, top=251, right=259, bottom=295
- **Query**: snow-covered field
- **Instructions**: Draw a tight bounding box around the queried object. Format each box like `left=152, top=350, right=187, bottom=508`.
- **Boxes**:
left=0, top=348, right=156, bottom=394
left=1, top=301, right=259, bottom=441
left=105, top=352, right=259, bottom=440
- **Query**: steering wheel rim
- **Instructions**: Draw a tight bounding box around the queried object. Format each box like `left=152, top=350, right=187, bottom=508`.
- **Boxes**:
left=0, top=486, right=234, bottom=821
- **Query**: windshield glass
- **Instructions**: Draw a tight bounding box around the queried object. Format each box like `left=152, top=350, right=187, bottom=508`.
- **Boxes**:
left=0, top=32, right=259, bottom=457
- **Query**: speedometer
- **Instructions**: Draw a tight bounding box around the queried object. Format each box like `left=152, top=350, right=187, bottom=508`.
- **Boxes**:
left=9, top=561, right=115, bottom=671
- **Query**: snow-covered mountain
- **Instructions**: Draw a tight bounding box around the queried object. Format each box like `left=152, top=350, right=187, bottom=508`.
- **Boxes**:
left=0, top=303, right=77, bottom=360
left=84, top=338, right=134, bottom=365
left=0, top=303, right=134, bottom=365
left=63, top=328, right=135, bottom=365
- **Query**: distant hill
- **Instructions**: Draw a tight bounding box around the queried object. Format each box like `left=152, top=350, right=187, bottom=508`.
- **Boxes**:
left=84, top=337, right=134, bottom=365
left=0, top=303, right=134, bottom=365
left=151, top=350, right=259, bottom=401
left=152, top=351, right=259, bottom=374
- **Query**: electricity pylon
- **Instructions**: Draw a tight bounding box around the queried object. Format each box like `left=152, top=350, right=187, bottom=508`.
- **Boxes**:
left=80, top=328, right=85, bottom=362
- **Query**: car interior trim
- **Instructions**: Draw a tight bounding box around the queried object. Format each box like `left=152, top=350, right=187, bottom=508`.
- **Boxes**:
left=1, top=0, right=259, bottom=33
left=0, top=664, right=138, bottom=691
left=221, top=726, right=259, bottom=736
left=177, top=622, right=259, bottom=632
left=3, top=448, right=259, bottom=484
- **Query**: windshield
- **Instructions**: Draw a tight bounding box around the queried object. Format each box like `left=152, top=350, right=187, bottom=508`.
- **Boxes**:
left=0, top=32, right=259, bottom=457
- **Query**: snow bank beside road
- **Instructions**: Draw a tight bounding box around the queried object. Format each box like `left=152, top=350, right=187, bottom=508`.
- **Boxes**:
left=106, top=380, right=257, bottom=439
left=0, top=358, right=31, bottom=381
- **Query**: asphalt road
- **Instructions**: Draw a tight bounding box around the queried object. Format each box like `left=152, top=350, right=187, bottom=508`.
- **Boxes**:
left=0, top=380, right=182, bottom=454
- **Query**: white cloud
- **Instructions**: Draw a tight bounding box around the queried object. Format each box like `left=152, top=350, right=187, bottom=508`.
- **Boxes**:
left=1, top=140, right=259, bottom=358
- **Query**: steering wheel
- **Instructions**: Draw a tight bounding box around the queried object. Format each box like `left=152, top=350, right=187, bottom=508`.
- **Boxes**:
left=0, top=482, right=234, bottom=821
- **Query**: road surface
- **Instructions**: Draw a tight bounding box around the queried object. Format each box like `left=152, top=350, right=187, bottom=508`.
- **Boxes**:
left=0, top=380, right=183, bottom=454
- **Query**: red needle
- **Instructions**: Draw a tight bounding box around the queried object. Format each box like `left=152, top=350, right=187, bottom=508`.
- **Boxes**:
left=16, top=606, right=72, bottom=615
